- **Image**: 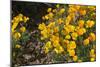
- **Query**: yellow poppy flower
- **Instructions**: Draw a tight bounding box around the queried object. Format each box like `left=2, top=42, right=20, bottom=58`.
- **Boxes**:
left=90, top=49, right=96, bottom=58
left=90, top=49, right=95, bottom=55
left=67, top=41, right=76, bottom=50
left=47, top=22, right=55, bottom=28
left=52, top=9, right=57, bottom=13
left=15, top=44, right=21, bottom=48
left=89, top=33, right=96, bottom=41
left=41, top=29, right=48, bottom=39
left=77, top=28, right=86, bottom=36
left=12, top=22, right=19, bottom=33
left=83, top=38, right=89, bottom=46
left=86, top=20, right=95, bottom=28
left=44, top=15, right=49, bottom=20
left=78, top=20, right=84, bottom=28
left=54, top=26, right=59, bottom=33
left=79, top=9, right=86, bottom=15
left=68, top=25, right=75, bottom=32
left=48, top=12, right=54, bottom=19
left=59, top=8, right=65, bottom=14
left=13, top=32, right=21, bottom=40
left=58, top=18, right=63, bottom=24
left=50, top=35, right=59, bottom=42
left=47, top=8, right=52, bottom=12
left=38, top=23, right=46, bottom=30
left=64, top=26, right=70, bottom=34
left=90, top=57, right=95, bottom=62
left=71, top=32, right=78, bottom=40
left=68, top=6, right=77, bottom=13
left=53, top=40, right=60, bottom=47
left=56, top=4, right=60, bottom=8
left=45, top=41, right=52, bottom=49
left=75, top=5, right=80, bottom=10
left=65, top=35, right=71, bottom=40
left=54, top=45, right=64, bottom=54
left=18, top=13, right=23, bottom=17
left=68, top=49, right=75, bottom=57
left=20, top=26, right=26, bottom=33
left=23, top=16, right=29, bottom=23
left=73, top=55, right=78, bottom=62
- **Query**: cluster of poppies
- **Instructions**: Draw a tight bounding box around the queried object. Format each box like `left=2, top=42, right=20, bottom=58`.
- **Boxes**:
left=38, top=4, right=96, bottom=62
